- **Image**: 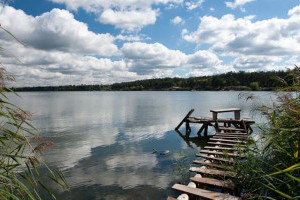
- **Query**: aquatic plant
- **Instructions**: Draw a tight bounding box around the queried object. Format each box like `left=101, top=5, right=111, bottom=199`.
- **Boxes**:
left=0, top=25, right=68, bottom=199
left=232, top=66, right=300, bottom=199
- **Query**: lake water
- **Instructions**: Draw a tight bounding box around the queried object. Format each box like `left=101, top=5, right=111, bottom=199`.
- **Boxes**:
left=10, top=91, right=276, bottom=200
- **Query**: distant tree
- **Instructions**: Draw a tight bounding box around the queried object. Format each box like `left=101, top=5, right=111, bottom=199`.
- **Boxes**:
left=249, top=82, right=260, bottom=91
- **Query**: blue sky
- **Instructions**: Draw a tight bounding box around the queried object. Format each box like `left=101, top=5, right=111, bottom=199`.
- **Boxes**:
left=0, top=0, right=300, bottom=86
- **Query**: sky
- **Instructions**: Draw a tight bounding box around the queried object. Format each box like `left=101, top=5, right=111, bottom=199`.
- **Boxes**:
left=0, top=0, right=300, bottom=87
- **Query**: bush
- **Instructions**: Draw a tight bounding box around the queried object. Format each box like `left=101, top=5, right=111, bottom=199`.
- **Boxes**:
left=233, top=67, right=300, bottom=199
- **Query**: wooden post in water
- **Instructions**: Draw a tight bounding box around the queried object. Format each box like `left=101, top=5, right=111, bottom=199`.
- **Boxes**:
left=175, top=109, right=194, bottom=130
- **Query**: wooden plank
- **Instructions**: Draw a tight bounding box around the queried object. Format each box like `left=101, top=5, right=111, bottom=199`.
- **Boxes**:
left=208, top=142, right=244, bottom=147
left=193, top=160, right=227, bottom=170
left=213, top=133, right=249, bottom=139
left=210, top=108, right=241, bottom=113
left=175, top=109, right=194, bottom=130
left=196, top=154, right=235, bottom=163
left=204, top=146, right=243, bottom=151
left=215, top=132, right=248, bottom=136
left=190, top=167, right=236, bottom=177
left=190, top=177, right=235, bottom=190
left=172, top=184, right=240, bottom=200
left=217, top=127, right=246, bottom=132
left=200, top=150, right=243, bottom=157
left=213, top=135, right=248, bottom=139
left=210, top=138, right=246, bottom=143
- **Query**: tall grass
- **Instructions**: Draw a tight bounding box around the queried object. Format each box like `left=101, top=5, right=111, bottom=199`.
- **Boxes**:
left=233, top=67, right=300, bottom=199
left=0, top=25, right=68, bottom=199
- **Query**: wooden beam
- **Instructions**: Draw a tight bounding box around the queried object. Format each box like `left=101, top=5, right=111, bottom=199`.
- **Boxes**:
left=172, top=184, right=241, bottom=200
left=190, top=167, right=236, bottom=177
left=207, top=142, right=244, bottom=147
left=204, top=146, right=243, bottom=151
left=200, top=150, right=244, bottom=157
left=193, top=160, right=227, bottom=170
left=175, top=109, right=194, bottom=130
left=210, top=138, right=246, bottom=143
left=190, top=177, right=235, bottom=190
left=196, top=154, right=235, bottom=163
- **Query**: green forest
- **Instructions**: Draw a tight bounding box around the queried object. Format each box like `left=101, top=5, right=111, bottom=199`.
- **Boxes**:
left=14, top=70, right=294, bottom=92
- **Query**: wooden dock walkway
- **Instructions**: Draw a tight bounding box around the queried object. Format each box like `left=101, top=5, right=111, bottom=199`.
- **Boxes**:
left=168, top=108, right=253, bottom=200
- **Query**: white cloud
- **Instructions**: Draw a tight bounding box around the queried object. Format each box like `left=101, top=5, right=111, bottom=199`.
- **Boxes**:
left=186, top=0, right=205, bottom=10
left=171, top=16, right=184, bottom=25
left=0, top=6, right=119, bottom=56
left=288, top=4, right=300, bottom=17
left=225, top=0, right=255, bottom=10
left=98, top=9, right=157, bottom=32
left=182, top=10, right=300, bottom=57
left=121, top=42, right=224, bottom=75
left=232, top=55, right=282, bottom=70
left=50, top=0, right=183, bottom=31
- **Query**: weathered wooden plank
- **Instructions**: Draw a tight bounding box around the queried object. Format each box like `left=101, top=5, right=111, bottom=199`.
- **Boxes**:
left=193, top=160, right=227, bottom=169
left=210, top=108, right=241, bottom=113
left=210, top=138, right=246, bottom=143
left=196, top=154, right=235, bottom=163
left=213, top=136, right=248, bottom=141
left=190, top=177, right=235, bottom=190
left=190, top=167, right=236, bottom=177
left=208, top=142, right=244, bottom=147
left=213, top=134, right=248, bottom=138
left=200, top=150, right=243, bottom=157
left=217, top=126, right=246, bottom=132
left=215, top=132, right=248, bottom=136
left=204, top=146, right=244, bottom=151
left=175, top=109, right=194, bottom=130
left=172, top=184, right=241, bottom=200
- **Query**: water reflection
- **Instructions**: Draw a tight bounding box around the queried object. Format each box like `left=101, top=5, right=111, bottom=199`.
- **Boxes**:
left=8, top=91, right=276, bottom=199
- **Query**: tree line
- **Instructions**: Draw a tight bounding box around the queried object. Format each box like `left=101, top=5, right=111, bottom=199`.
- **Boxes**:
left=13, top=70, right=295, bottom=92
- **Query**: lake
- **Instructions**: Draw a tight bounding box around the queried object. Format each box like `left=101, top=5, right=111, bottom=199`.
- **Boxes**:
left=10, top=91, right=276, bottom=200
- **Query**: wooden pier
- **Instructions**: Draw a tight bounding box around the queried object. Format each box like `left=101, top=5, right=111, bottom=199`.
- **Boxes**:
left=168, top=108, right=254, bottom=200
left=175, top=108, right=254, bottom=137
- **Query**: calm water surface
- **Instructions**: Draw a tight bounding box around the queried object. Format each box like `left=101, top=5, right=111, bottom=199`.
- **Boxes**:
left=10, top=91, right=275, bottom=200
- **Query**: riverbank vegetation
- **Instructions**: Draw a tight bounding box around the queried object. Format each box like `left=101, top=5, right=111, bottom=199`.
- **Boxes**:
left=0, top=25, right=68, bottom=200
left=13, top=70, right=293, bottom=92
left=232, top=67, right=300, bottom=199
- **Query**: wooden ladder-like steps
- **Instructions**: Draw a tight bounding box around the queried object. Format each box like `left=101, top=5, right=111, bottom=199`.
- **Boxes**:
left=190, top=167, right=236, bottom=177
left=193, top=160, right=227, bottom=170
left=190, top=177, right=235, bottom=190
left=200, top=150, right=243, bottom=157
left=172, top=184, right=241, bottom=200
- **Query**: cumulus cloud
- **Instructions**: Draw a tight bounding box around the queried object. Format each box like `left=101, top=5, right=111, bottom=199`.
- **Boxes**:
left=171, top=16, right=184, bottom=25
left=225, top=0, right=255, bottom=10
left=182, top=9, right=300, bottom=57
left=121, top=42, right=223, bottom=75
left=99, top=9, right=157, bottom=32
left=50, top=0, right=183, bottom=31
left=0, top=6, right=119, bottom=56
left=232, top=55, right=282, bottom=71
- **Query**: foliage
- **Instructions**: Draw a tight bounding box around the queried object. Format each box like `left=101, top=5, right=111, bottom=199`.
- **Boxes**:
left=232, top=67, right=300, bottom=199
left=13, top=70, right=293, bottom=92
left=0, top=25, right=68, bottom=200
left=249, top=82, right=259, bottom=91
